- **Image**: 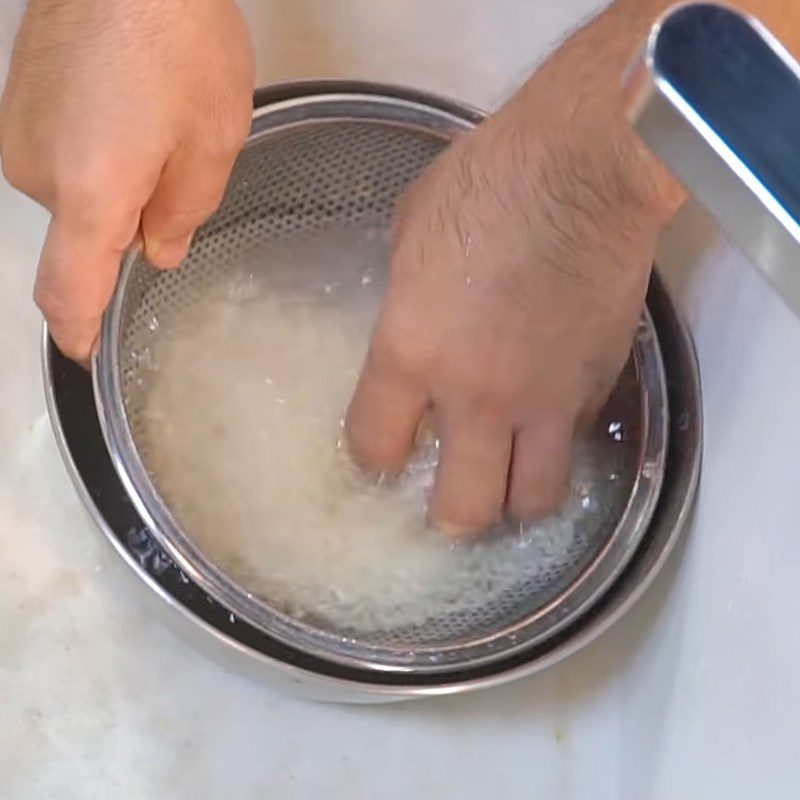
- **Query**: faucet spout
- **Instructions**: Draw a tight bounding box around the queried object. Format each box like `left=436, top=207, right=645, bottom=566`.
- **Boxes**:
left=627, top=2, right=800, bottom=316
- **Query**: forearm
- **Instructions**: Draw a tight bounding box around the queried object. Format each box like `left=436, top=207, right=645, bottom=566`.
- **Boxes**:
left=500, top=0, right=800, bottom=229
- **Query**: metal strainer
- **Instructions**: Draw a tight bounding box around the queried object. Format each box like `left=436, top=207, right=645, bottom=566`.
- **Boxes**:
left=94, top=89, right=668, bottom=675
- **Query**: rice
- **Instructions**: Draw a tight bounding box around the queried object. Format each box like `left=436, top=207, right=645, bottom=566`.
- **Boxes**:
left=135, top=235, right=618, bottom=634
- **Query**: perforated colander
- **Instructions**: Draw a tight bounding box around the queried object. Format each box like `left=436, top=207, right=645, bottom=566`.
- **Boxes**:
left=94, top=89, right=668, bottom=675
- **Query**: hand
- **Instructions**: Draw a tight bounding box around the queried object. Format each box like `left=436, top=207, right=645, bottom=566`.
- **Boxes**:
left=346, top=5, right=685, bottom=536
left=0, top=0, right=254, bottom=362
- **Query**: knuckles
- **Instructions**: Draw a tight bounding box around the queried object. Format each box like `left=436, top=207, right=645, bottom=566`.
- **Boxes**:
left=370, top=320, right=435, bottom=384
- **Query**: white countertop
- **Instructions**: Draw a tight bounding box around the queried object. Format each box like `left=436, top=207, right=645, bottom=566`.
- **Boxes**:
left=2, top=2, right=800, bottom=798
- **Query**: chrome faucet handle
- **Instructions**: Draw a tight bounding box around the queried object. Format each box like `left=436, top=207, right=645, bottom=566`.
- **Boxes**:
left=626, top=2, right=800, bottom=316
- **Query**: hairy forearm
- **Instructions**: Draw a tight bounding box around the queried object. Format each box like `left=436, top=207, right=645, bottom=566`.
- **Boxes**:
left=504, top=0, right=800, bottom=227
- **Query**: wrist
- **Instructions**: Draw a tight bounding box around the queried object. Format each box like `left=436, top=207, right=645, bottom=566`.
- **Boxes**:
left=584, top=3, right=689, bottom=223
left=509, top=4, right=687, bottom=227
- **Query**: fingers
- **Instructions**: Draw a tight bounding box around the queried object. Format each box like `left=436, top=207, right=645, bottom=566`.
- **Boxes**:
left=35, top=134, right=244, bottom=362
left=430, top=411, right=513, bottom=538
left=345, top=344, right=428, bottom=475
left=507, top=417, right=574, bottom=522
left=141, top=144, right=239, bottom=269
left=35, top=206, right=141, bottom=364
left=34, top=142, right=238, bottom=364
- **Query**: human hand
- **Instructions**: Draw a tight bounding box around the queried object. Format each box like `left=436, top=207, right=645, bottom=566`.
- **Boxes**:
left=346, top=5, right=686, bottom=536
left=0, top=0, right=254, bottom=362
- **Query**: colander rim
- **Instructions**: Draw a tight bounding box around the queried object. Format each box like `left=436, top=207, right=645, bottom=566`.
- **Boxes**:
left=93, top=87, right=669, bottom=674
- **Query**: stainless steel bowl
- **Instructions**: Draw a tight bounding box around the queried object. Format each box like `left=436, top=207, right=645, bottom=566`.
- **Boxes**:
left=43, top=81, right=702, bottom=700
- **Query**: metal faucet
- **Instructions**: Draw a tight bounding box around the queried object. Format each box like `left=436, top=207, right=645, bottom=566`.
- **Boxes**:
left=626, top=2, right=800, bottom=316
